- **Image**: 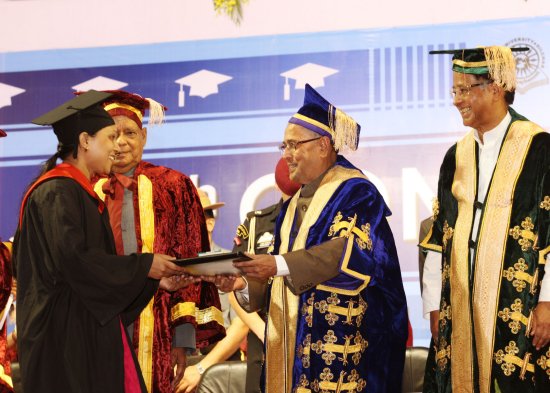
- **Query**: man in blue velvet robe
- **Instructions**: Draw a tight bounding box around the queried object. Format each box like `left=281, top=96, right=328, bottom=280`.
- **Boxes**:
left=234, top=84, right=408, bottom=393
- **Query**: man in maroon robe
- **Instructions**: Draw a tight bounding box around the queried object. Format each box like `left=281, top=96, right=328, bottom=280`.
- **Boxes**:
left=0, top=130, right=13, bottom=393
left=0, top=240, right=13, bottom=393
left=93, top=91, right=224, bottom=392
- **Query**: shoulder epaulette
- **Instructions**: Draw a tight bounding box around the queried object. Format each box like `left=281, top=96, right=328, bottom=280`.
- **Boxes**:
left=236, top=224, right=249, bottom=240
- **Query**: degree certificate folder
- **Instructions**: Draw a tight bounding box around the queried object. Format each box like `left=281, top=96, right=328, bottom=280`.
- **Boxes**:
left=175, top=251, right=250, bottom=276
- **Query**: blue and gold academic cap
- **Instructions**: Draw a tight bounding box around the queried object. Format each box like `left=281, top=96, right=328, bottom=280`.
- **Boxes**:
left=0, top=82, right=25, bottom=109
left=71, top=76, right=128, bottom=92
left=289, top=84, right=360, bottom=152
left=280, top=63, right=339, bottom=100
left=174, top=69, right=233, bottom=107
left=31, top=90, right=115, bottom=145
left=430, top=46, right=529, bottom=92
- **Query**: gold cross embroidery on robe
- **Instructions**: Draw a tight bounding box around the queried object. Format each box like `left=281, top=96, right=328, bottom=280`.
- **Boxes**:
left=436, top=337, right=451, bottom=371
left=536, top=347, right=550, bottom=379
left=494, top=341, right=534, bottom=379
left=328, top=212, right=372, bottom=251
left=497, top=298, right=528, bottom=335
left=509, top=216, right=536, bottom=251
left=502, top=258, right=536, bottom=293
left=442, top=220, right=454, bottom=249
left=432, top=198, right=440, bottom=221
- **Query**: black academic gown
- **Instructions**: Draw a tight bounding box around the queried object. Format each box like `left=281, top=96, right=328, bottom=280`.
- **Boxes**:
left=13, top=177, right=158, bottom=393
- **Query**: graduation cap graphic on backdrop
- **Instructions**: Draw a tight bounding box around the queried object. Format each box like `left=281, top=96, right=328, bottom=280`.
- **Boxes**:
left=0, top=82, right=26, bottom=109
left=280, top=63, right=339, bottom=101
left=174, top=70, right=233, bottom=107
left=71, top=76, right=128, bottom=92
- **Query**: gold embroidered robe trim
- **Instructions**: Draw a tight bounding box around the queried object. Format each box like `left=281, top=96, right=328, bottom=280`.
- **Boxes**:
left=329, top=217, right=372, bottom=251
left=449, top=132, right=477, bottom=393
left=94, top=177, right=156, bottom=390
left=319, top=380, right=357, bottom=391
left=450, top=121, right=543, bottom=393
left=498, top=310, right=530, bottom=327
left=0, top=364, right=13, bottom=389
left=1, top=241, right=12, bottom=254
left=195, top=305, right=225, bottom=326
left=93, top=178, right=108, bottom=200
left=306, top=303, right=365, bottom=318
left=495, top=352, right=535, bottom=376
left=265, top=165, right=365, bottom=393
left=296, top=382, right=358, bottom=393
left=170, top=302, right=196, bottom=321
left=303, top=342, right=364, bottom=355
left=170, top=303, right=225, bottom=327
left=136, top=175, right=156, bottom=392
left=437, top=348, right=450, bottom=362
left=316, top=280, right=370, bottom=297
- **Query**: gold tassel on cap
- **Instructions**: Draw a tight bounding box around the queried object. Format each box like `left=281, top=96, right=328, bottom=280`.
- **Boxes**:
left=484, top=46, right=517, bottom=92
left=329, top=105, right=359, bottom=152
left=145, top=98, right=165, bottom=126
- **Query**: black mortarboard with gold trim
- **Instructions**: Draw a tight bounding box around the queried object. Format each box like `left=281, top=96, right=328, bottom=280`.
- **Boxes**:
left=32, top=90, right=115, bottom=145
left=430, top=46, right=529, bottom=92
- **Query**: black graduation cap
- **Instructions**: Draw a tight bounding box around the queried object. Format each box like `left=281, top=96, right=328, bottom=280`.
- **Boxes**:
left=32, top=90, right=115, bottom=145
left=429, top=47, right=529, bottom=56
left=429, top=46, right=529, bottom=91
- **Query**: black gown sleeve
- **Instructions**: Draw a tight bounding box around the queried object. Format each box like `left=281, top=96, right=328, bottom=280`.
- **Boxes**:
left=24, top=179, right=155, bottom=326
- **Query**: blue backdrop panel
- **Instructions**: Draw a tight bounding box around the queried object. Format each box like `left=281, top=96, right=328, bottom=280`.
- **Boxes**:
left=1, top=17, right=549, bottom=345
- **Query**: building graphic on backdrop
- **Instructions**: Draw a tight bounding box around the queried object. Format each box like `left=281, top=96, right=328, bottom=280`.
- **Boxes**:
left=351, top=43, right=465, bottom=111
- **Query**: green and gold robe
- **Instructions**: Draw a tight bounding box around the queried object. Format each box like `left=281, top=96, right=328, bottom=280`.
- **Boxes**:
left=421, top=108, right=550, bottom=393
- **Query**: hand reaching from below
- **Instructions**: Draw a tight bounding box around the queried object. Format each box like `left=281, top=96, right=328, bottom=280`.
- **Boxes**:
left=159, top=274, right=200, bottom=291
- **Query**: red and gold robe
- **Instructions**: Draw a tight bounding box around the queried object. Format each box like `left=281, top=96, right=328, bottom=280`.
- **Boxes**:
left=95, top=161, right=225, bottom=392
left=0, top=241, right=13, bottom=393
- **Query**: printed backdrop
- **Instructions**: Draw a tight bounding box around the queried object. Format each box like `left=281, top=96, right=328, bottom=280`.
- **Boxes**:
left=1, top=17, right=549, bottom=344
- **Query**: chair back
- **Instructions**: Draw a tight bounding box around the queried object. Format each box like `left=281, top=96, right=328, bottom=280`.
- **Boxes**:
left=401, top=346, right=429, bottom=393
left=196, top=361, right=247, bottom=393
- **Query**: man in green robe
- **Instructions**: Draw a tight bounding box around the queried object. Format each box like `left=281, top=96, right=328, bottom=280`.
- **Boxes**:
left=421, top=46, right=550, bottom=393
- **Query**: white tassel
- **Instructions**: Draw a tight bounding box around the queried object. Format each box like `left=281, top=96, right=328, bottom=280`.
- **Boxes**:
left=484, top=46, right=517, bottom=92
left=145, top=98, right=165, bottom=126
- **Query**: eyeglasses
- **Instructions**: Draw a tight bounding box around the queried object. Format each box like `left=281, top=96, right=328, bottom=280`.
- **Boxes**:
left=279, top=137, right=321, bottom=155
left=450, top=82, right=491, bottom=99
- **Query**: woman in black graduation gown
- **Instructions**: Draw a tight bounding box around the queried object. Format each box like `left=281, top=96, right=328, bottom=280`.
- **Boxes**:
left=13, top=91, right=189, bottom=393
